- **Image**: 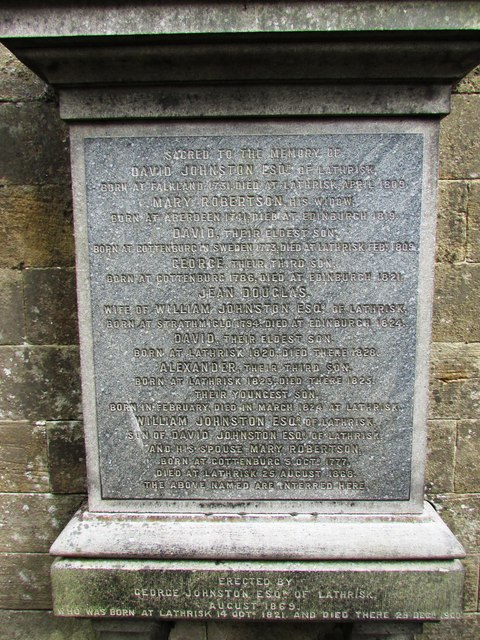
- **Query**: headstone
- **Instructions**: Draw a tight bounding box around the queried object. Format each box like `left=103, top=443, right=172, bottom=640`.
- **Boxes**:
left=2, top=2, right=479, bottom=637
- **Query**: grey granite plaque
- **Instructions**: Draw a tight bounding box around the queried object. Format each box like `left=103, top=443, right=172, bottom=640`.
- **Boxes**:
left=72, top=121, right=436, bottom=513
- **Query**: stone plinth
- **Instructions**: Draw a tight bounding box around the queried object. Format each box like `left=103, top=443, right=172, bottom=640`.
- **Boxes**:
left=52, top=558, right=464, bottom=623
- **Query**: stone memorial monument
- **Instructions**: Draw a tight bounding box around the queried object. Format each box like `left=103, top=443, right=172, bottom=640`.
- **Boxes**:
left=2, top=2, right=480, bottom=639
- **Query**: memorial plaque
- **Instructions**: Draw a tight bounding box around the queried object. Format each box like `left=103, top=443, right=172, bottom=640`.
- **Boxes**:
left=73, top=121, right=435, bottom=512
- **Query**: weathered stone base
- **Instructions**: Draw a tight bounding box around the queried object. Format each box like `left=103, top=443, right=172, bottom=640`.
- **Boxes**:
left=92, top=620, right=170, bottom=640
left=50, top=503, right=464, bottom=561
left=93, top=620, right=422, bottom=640
left=350, top=622, right=422, bottom=639
left=90, top=620, right=423, bottom=640
left=51, top=558, right=463, bottom=623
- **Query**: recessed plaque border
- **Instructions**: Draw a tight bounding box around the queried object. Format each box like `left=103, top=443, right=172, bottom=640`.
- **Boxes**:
left=70, top=118, right=438, bottom=515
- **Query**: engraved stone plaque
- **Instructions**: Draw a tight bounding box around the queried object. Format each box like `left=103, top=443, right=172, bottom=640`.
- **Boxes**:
left=52, top=559, right=464, bottom=622
left=72, top=121, right=436, bottom=513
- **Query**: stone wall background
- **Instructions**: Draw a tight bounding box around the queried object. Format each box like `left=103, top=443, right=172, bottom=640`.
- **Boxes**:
left=0, top=43, right=478, bottom=640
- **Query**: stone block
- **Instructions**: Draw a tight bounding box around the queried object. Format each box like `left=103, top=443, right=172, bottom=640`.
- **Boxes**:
left=425, top=420, right=456, bottom=494
left=0, top=552, right=53, bottom=609
left=0, top=268, right=25, bottom=343
left=0, top=43, right=48, bottom=102
left=0, top=493, right=83, bottom=553
left=353, top=623, right=421, bottom=639
left=24, top=268, right=78, bottom=344
left=47, top=421, right=87, bottom=494
left=434, top=494, right=480, bottom=554
left=93, top=620, right=171, bottom=639
left=431, top=343, right=480, bottom=380
left=432, top=264, right=480, bottom=342
left=429, top=343, right=480, bottom=420
left=169, top=622, right=206, bottom=640
left=454, top=64, right=480, bottom=94
left=0, top=184, right=75, bottom=268
left=440, top=95, right=480, bottom=179
left=430, top=377, right=480, bottom=421
left=51, top=558, right=464, bottom=622
left=0, top=346, right=81, bottom=421
left=455, top=420, right=480, bottom=492
left=0, top=102, right=70, bottom=185
left=462, top=555, right=479, bottom=613
left=435, top=181, right=467, bottom=264
left=0, top=421, right=49, bottom=492
left=207, top=621, right=340, bottom=640
left=467, top=182, right=480, bottom=263
left=0, top=610, right=95, bottom=640
left=420, top=615, right=480, bottom=640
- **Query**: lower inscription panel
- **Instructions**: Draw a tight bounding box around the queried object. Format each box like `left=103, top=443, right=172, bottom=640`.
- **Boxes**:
left=52, top=559, right=463, bottom=622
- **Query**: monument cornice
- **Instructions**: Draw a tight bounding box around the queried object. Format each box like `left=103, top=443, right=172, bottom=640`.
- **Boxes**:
left=1, top=2, right=480, bottom=117
left=1, top=1, right=480, bottom=38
